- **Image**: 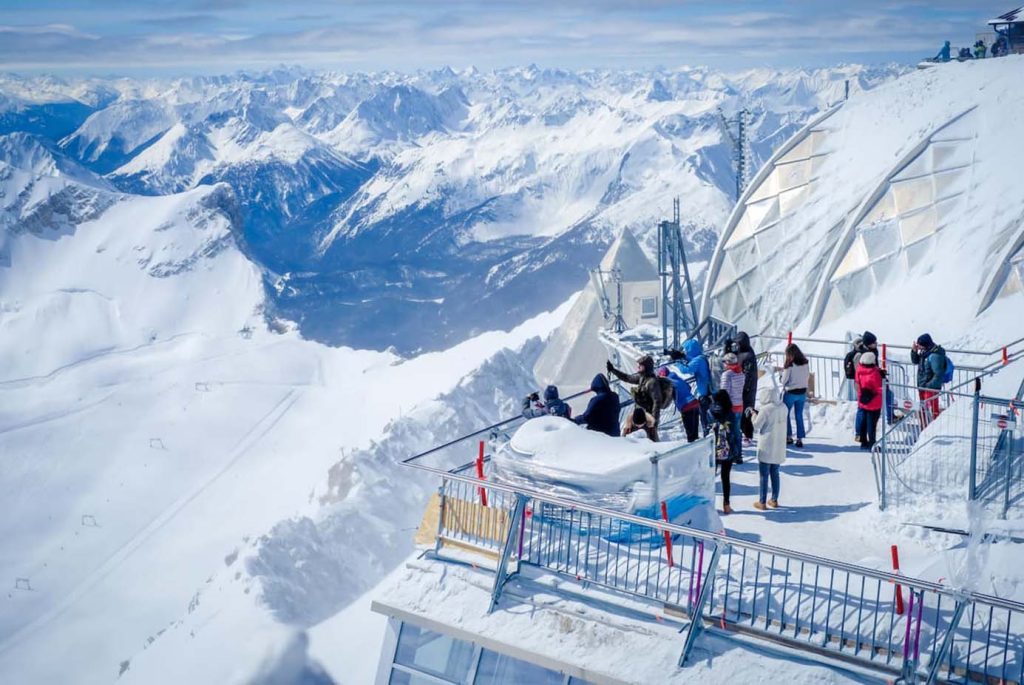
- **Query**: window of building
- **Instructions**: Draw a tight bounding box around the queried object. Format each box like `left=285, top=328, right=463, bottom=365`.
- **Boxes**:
left=640, top=296, right=658, bottom=318
left=383, top=620, right=595, bottom=685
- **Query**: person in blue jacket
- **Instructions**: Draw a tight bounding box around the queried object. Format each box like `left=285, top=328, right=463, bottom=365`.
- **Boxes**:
left=936, top=40, right=951, bottom=62
left=661, top=366, right=701, bottom=442
left=669, top=337, right=712, bottom=435
left=574, top=373, right=621, bottom=437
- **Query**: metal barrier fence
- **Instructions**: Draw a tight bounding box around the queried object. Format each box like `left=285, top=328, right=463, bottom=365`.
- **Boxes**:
left=419, top=468, right=1024, bottom=684
left=873, top=382, right=1024, bottom=518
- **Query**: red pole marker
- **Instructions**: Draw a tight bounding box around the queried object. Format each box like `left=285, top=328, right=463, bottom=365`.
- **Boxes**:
left=787, top=331, right=793, bottom=345
left=476, top=440, right=488, bottom=507
left=891, top=544, right=904, bottom=615
left=881, top=343, right=888, bottom=370
left=661, top=501, right=674, bottom=568
left=1004, top=347, right=1010, bottom=365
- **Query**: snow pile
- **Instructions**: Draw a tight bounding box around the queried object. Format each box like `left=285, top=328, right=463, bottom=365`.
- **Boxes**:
left=493, top=417, right=719, bottom=532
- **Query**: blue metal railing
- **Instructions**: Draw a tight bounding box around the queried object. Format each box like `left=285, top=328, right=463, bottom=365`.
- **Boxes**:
left=415, top=466, right=1024, bottom=684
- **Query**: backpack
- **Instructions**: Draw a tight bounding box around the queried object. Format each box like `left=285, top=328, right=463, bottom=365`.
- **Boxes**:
left=941, top=355, right=955, bottom=384
left=843, top=350, right=857, bottom=380
left=633, top=377, right=675, bottom=412
left=546, top=400, right=571, bottom=419
left=707, top=354, right=722, bottom=394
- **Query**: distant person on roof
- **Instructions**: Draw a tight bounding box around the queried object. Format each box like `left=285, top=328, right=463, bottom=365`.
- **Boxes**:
left=574, top=373, right=620, bottom=437
left=522, top=385, right=571, bottom=419
left=607, top=355, right=670, bottom=439
left=936, top=40, right=951, bottom=62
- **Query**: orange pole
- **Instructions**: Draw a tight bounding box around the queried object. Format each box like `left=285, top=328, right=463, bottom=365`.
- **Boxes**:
left=1003, top=347, right=1009, bottom=365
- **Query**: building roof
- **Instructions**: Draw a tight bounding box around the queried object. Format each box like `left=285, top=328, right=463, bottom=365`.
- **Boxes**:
left=988, top=6, right=1023, bottom=24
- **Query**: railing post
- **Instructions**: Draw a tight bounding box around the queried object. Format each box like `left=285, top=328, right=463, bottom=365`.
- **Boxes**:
left=434, top=478, right=448, bottom=555
left=678, top=541, right=722, bottom=666
left=968, top=382, right=981, bottom=502
left=880, top=378, right=888, bottom=510
left=488, top=493, right=528, bottom=614
left=925, top=599, right=967, bottom=684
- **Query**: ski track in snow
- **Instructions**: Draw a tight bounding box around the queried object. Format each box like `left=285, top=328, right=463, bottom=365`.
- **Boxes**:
left=0, top=332, right=203, bottom=388
left=0, top=387, right=301, bottom=657
left=0, top=390, right=115, bottom=435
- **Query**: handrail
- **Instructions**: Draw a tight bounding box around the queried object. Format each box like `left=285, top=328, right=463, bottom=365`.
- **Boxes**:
left=403, top=457, right=1024, bottom=614
left=751, top=331, right=1024, bottom=358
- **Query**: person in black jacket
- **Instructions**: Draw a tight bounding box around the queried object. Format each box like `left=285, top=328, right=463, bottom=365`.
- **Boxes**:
left=709, top=389, right=737, bottom=514
left=574, top=373, right=621, bottom=437
left=733, top=332, right=758, bottom=442
left=606, top=355, right=666, bottom=439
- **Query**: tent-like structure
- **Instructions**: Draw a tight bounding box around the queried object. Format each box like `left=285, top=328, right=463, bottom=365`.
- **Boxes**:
left=699, top=57, right=1024, bottom=347
left=534, top=228, right=660, bottom=394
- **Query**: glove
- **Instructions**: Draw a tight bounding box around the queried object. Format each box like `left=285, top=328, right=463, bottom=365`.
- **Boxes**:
left=606, top=360, right=614, bottom=373
left=667, top=349, right=686, bottom=361
left=744, top=407, right=756, bottom=418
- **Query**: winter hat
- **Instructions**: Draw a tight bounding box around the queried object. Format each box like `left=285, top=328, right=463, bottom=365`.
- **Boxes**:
left=860, top=351, right=877, bottom=366
left=917, top=333, right=935, bottom=348
left=543, top=385, right=560, bottom=401
left=723, top=352, right=739, bottom=366
left=638, top=355, right=655, bottom=373
left=657, top=367, right=669, bottom=377
left=632, top=407, right=647, bottom=424
left=862, top=331, right=878, bottom=347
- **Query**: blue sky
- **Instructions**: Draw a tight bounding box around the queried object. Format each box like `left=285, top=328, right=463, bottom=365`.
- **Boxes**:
left=0, top=1, right=1013, bottom=74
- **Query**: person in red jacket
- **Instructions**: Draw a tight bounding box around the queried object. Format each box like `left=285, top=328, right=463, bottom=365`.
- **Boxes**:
left=855, top=352, right=883, bottom=449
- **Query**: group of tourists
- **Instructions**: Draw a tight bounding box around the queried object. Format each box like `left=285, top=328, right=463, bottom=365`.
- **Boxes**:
left=521, top=328, right=952, bottom=518
left=933, top=37, right=1009, bottom=62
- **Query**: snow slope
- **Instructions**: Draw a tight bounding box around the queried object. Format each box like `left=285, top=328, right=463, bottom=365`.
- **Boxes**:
left=0, top=137, right=573, bottom=683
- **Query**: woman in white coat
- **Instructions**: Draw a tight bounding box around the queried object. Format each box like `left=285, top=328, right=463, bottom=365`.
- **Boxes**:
left=750, top=384, right=787, bottom=510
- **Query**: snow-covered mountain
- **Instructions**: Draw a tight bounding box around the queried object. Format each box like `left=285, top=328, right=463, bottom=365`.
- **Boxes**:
left=1, top=64, right=903, bottom=353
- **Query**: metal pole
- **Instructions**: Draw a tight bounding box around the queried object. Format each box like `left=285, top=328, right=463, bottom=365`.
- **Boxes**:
left=678, top=542, right=723, bottom=665
left=659, top=221, right=668, bottom=347
left=881, top=377, right=888, bottom=510
left=968, top=381, right=981, bottom=501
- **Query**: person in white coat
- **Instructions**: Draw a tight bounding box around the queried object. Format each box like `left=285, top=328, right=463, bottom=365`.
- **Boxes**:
left=749, top=384, right=787, bottom=510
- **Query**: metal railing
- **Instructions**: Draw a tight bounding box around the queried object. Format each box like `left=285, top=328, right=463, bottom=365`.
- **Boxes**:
left=873, top=381, right=1024, bottom=518
left=414, top=464, right=1024, bottom=684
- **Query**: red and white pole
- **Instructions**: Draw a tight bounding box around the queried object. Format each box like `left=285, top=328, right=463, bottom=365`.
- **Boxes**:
left=787, top=331, right=793, bottom=346
left=881, top=343, right=887, bottom=371
left=891, top=544, right=904, bottom=614
left=476, top=440, right=488, bottom=507
left=661, top=501, right=674, bottom=568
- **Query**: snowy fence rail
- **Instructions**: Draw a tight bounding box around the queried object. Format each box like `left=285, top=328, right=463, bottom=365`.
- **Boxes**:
left=423, top=471, right=1024, bottom=684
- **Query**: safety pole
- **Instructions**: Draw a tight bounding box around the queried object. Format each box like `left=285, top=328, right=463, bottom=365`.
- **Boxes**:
left=476, top=440, right=488, bottom=507
left=661, top=501, right=674, bottom=568
left=891, top=544, right=905, bottom=615
left=881, top=343, right=887, bottom=370
left=968, top=381, right=980, bottom=501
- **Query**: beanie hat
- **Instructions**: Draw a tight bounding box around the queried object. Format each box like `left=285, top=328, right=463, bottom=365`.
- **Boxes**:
left=543, top=385, right=559, bottom=401
left=723, top=352, right=739, bottom=365
left=638, top=355, right=655, bottom=373
left=862, top=331, right=877, bottom=346
left=917, top=333, right=934, bottom=348
left=657, top=367, right=669, bottom=377
left=860, top=351, right=877, bottom=366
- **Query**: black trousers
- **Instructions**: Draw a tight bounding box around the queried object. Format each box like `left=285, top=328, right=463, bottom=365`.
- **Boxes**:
left=741, top=407, right=754, bottom=440
left=860, top=409, right=881, bottom=448
left=682, top=408, right=700, bottom=442
left=718, top=459, right=733, bottom=505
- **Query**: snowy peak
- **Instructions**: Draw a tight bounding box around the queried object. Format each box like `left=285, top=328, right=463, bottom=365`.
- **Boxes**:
left=332, top=83, right=469, bottom=150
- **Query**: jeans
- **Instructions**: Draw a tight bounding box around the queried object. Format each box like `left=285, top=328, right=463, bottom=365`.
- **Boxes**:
left=758, top=462, right=780, bottom=503
left=860, top=408, right=881, bottom=448
left=730, top=414, right=743, bottom=461
left=783, top=392, right=806, bottom=439
left=855, top=407, right=864, bottom=439
left=698, top=395, right=712, bottom=436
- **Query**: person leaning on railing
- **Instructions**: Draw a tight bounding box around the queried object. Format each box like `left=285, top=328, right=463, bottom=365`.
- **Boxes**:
left=911, top=334, right=947, bottom=426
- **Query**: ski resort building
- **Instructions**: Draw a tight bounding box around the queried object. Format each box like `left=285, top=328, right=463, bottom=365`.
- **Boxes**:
left=371, top=59, right=1024, bottom=685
